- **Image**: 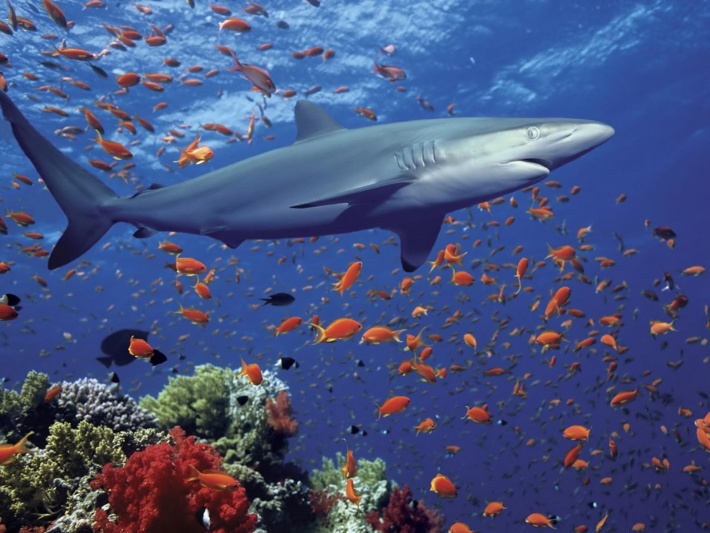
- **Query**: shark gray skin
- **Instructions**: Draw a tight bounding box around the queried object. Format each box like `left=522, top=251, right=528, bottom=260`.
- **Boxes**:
left=0, top=92, right=613, bottom=272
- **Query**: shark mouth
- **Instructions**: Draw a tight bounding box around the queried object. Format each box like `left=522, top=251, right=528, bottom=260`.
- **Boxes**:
left=518, top=158, right=551, bottom=171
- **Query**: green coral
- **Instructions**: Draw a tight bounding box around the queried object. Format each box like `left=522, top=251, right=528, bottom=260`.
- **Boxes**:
left=0, top=371, right=53, bottom=443
left=309, top=454, right=391, bottom=533
left=140, top=363, right=289, bottom=466
left=139, top=364, right=233, bottom=439
left=0, top=420, right=163, bottom=531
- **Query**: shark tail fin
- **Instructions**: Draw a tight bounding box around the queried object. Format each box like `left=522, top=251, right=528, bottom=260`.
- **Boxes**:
left=0, top=92, right=118, bottom=270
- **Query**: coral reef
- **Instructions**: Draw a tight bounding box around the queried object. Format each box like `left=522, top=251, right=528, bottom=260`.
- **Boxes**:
left=266, top=391, right=298, bottom=437
left=365, top=485, right=444, bottom=533
left=139, top=365, right=233, bottom=439
left=55, top=378, right=158, bottom=433
left=0, top=371, right=55, bottom=447
left=90, top=427, right=257, bottom=533
left=309, top=453, right=391, bottom=533
left=139, top=364, right=290, bottom=468
left=0, top=420, right=163, bottom=532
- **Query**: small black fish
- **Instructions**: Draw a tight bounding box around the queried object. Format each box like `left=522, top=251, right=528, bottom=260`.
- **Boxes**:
left=349, top=425, right=360, bottom=435
left=109, top=371, right=120, bottom=384
left=276, top=20, right=289, bottom=29
left=356, top=360, right=365, bottom=367
left=662, top=272, right=676, bottom=292
left=0, top=293, right=20, bottom=306
left=260, top=292, right=295, bottom=307
left=89, top=63, right=109, bottom=79
left=276, top=357, right=299, bottom=370
left=236, top=395, right=249, bottom=406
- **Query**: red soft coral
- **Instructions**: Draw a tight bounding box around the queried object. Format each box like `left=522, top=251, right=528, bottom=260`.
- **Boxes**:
left=266, top=391, right=298, bottom=437
left=91, top=427, right=257, bottom=533
left=365, top=485, right=444, bottom=533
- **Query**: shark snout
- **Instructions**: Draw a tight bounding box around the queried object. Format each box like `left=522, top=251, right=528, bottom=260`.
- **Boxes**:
left=573, top=121, right=615, bottom=150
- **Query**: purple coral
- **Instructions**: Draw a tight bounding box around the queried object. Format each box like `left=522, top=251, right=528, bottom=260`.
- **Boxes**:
left=365, top=485, right=444, bottom=533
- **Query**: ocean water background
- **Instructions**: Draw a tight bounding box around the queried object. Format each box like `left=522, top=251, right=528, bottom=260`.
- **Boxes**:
left=1, top=0, right=709, bottom=530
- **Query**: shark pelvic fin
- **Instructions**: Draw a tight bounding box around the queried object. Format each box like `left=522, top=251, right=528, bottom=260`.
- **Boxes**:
left=294, top=101, right=345, bottom=143
left=387, top=211, right=444, bottom=272
left=291, top=175, right=415, bottom=209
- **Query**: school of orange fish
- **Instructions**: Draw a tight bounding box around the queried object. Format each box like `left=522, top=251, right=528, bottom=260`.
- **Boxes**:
left=0, top=1, right=709, bottom=532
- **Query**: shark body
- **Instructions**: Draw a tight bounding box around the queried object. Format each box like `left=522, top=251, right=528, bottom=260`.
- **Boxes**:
left=0, top=93, right=613, bottom=271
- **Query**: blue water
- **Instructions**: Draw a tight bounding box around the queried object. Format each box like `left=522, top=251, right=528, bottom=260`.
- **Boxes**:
left=1, top=0, right=709, bottom=531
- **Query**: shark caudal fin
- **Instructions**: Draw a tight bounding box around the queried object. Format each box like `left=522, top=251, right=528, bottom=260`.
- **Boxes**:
left=0, top=92, right=118, bottom=269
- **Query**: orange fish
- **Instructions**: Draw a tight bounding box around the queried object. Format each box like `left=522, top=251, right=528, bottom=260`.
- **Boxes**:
left=44, top=384, right=62, bottom=403
left=176, top=255, right=207, bottom=276
left=94, top=132, right=132, bottom=160
left=360, top=326, right=404, bottom=345
left=483, top=501, right=506, bottom=517
left=0, top=432, right=33, bottom=465
left=563, top=425, right=590, bottom=441
left=225, top=50, right=275, bottom=96
left=218, top=17, right=252, bottom=33
left=275, top=316, right=303, bottom=335
left=42, top=0, right=67, bottom=29
left=463, top=405, right=491, bottom=424
left=514, top=257, right=529, bottom=295
left=341, top=447, right=357, bottom=479
left=610, top=389, right=638, bottom=407
left=176, top=135, right=214, bottom=169
left=186, top=464, right=239, bottom=491
left=526, top=513, right=558, bottom=528
left=128, top=335, right=167, bottom=365
left=430, top=473, right=457, bottom=498
left=312, top=318, right=362, bottom=344
left=333, top=261, right=362, bottom=295
left=377, top=395, right=411, bottom=419
left=193, top=279, right=212, bottom=300
left=344, top=478, right=361, bottom=506
left=177, top=305, right=209, bottom=326
left=238, top=358, right=263, bottom=385
left=0, top=303, right=19, bottom=321
left=414, top=417, right=436, bottom=435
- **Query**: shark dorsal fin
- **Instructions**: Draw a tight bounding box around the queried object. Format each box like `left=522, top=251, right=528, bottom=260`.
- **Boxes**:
left=294, top=101, right=345, bottom=143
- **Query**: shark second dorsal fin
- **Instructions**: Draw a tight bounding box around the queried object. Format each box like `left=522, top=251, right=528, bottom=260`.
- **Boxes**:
left=294, top=101, right=345, bottom=143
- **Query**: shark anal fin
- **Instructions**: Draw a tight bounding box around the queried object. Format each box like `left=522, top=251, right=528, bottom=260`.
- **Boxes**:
left=387, top=212, right=444, bottom=272
left=294, top=101, right=345, bottom=143
left=291, top=175, right=414, bottom=209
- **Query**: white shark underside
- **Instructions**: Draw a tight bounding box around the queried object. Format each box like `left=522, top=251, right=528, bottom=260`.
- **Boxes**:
left=0, top=92, right=613, bottom=271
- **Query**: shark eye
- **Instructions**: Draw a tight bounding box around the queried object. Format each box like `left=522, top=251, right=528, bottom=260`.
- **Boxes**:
left=526, top=126, right=540, bottom=140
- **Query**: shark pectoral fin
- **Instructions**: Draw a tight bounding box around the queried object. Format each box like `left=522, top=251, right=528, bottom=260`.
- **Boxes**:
left=387, top=212, right=444, bottom=272
left=294, top=101, right=345, bottom=143
left=291, top=175, right=415, bottom=209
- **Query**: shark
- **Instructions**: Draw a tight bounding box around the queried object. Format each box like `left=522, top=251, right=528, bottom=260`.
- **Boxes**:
left=0, top=92, right=613, bottom=272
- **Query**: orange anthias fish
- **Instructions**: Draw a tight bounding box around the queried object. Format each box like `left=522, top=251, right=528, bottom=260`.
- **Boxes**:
left=225, top=49, right=275, bottom=96
left=333, top=261, right=362, bottom=295
left=414, top=417, right=437, bottom=435
left=175, top=255, right=207, bottom=276
left=430, top=473, right=457, bottom=498
left=94, top=132, right=132, bottom=160
left=525, top=513, right=559, bottom=528
left=360, top=326, right=405, bottom=345
left=239, top=358, right=263, bottom=385
left=128, top=335, right=167, bottom=366
left=344, top=478, right=361, bottom=506
left=275, top=316, right=303, bottom=335
left=176, top=135, right=214, bottom=169
left=341, top=447, right=357, bottom=479
left=186, top=464, right=239, bottom=491
left=312, top=318, right=362, bottom=344
left=377, top=395, right=411, bottom=419
left=0, top=432, right=33, bottom=465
